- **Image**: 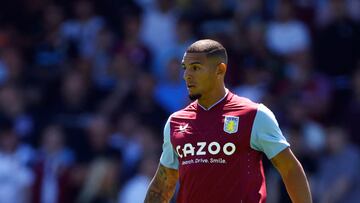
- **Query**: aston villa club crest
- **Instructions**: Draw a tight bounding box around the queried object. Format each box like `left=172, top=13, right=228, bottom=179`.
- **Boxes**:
left=223, top=116, right=239, bottom=134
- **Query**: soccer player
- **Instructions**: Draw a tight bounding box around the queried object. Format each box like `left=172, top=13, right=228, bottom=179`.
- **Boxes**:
left=145, top=39, right=312, bottom=203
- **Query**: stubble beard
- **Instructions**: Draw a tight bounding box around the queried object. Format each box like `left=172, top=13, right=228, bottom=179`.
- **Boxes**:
left=189, top=94, right=201, bottom=101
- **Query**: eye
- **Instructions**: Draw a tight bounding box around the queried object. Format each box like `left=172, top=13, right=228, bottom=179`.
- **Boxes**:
left=192, top=66, right=200, bottom=71
left=182, top=65, right=186, bottom=70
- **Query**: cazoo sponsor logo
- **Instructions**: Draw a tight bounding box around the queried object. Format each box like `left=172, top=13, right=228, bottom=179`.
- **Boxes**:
left=176, top=142, right=236, bottom=158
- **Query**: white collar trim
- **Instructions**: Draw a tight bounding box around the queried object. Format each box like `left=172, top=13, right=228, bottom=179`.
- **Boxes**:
left=198, top=89, right=229, bottom=111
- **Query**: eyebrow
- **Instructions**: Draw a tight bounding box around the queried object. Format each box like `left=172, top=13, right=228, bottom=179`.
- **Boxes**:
left=181, top=62, right=202, bottom=66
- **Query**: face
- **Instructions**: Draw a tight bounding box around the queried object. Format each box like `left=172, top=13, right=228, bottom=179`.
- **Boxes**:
left=182, top=52, right=218, bottom=100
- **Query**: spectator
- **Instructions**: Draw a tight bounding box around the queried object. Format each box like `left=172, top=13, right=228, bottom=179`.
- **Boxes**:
left=119, top=73, right=168, bottom=132
left=0, top=84, right=35, bottom=141
left=0, top=47, right=27, bottom=85
left=0, top=121, right=34, bottom=203
left=32, top=124, right=75, bottom=203
left=115, top=11, right=152, bottom=73
left=97, top=52, right=138, bottom=116
left=266, top=0, right=311, bottom=56
left=343, top=65, right=360, bottom=146
left=110, top=112, right=143, bottom=178
left=281, top=49, right=332, bottom=121
left=34, top=4, right=66, bottom=73
left=139, top=0, right=178, bottom=74
left=118, top=154, right=158, bottom=203
left=314, top=0, right=360, bottom=77
left=152, top=15, right=195, bottom=79
left=313, top=126, right=360, bottom=203
left=91, top=27, right=117, bottom=90
left=61, top=0, right=105, bottom=59
left=154, top=58, right=189, bottom=113
left=233, top=58, right=269, bottom=103
left=83, top=115, right=121, bottom=163
left=77, top=158, right=120, bottom=203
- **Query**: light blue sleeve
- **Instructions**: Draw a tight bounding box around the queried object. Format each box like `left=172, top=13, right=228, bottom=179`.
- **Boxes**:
left=250, top=104, right=290, bottom=159
left=159, top=116, right=179, bottom=169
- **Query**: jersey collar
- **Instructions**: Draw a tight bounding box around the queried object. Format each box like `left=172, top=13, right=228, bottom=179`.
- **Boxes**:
left=198, top=89, right=229, bottom=111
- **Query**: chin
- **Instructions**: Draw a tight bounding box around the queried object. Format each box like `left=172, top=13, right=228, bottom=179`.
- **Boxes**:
left=189, top=94, right=201, bottom=101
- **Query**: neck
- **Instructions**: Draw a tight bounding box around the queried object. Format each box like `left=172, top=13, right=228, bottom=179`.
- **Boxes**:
left=198, top=87, right=227, bottom=109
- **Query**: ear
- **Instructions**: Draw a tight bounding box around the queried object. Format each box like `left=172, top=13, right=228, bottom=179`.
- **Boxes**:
left=216, top=63, right=227, bottom=77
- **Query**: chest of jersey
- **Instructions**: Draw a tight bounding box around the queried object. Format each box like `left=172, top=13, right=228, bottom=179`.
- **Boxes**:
left=170, top=107, right=256, bottom=167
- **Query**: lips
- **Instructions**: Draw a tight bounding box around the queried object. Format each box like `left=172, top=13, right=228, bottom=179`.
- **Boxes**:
left=187, top=84, right=195, bottom=89
left=186, top=81, right=195, bottom=86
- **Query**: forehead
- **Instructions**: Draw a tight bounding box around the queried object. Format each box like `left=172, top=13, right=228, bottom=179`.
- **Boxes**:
left=182, top=52, right=208, bottom=65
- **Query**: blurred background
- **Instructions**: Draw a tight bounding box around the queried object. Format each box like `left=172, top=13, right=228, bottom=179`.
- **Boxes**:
left=0, top=0, right=359, bottom=202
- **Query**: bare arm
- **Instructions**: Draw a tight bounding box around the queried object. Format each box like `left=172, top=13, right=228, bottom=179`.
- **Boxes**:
left=144, top=164, right=179, bottom=203
left=271, top=147, right=312, bottom=203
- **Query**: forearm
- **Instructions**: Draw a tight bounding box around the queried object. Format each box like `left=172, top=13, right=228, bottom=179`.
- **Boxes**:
left=271, top=148, right=312, bottom=203
left=281, top=162, right=312, bottom=203
left=145, top=181, right=175, bottom=203
left=144, top=164, right=178, bottom=203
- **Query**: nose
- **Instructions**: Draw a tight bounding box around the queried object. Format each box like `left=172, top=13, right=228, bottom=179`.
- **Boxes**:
left=183, top=68, right=191, bottom=81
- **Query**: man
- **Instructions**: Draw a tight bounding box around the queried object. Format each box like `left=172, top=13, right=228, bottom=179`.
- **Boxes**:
left=145, top=39, right=312, bottom=203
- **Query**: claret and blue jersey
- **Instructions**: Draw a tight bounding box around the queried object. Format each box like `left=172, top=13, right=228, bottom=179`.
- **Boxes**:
left=160, top=90, right=290, bottom=203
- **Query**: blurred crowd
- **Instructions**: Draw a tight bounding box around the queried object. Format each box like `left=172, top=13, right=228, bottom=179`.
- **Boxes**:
left=0, top=0, right=359, bottom=202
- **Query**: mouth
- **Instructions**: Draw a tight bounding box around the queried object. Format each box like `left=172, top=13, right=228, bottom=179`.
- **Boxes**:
left=186, top=83, right=195, bottom=88
left=187, top=85, right=196, bottom=91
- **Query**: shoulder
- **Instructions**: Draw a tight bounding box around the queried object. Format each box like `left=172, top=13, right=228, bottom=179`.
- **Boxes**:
left=230, top=91, right=258, bottom=105
left=254, top=104, right=278, bottom=125
left=170, top=101, right=197, bottom=120
left=227, top=92, right=259, bottom=114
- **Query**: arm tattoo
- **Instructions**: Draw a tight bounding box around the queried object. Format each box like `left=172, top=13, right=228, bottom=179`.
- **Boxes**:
left=145, top=191, right=167, bottom=202
left=144, top=164, right=178, bottom=203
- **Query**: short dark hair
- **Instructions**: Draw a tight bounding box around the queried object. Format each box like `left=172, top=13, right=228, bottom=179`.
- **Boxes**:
left=186, top=39, right=228, bottom=64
